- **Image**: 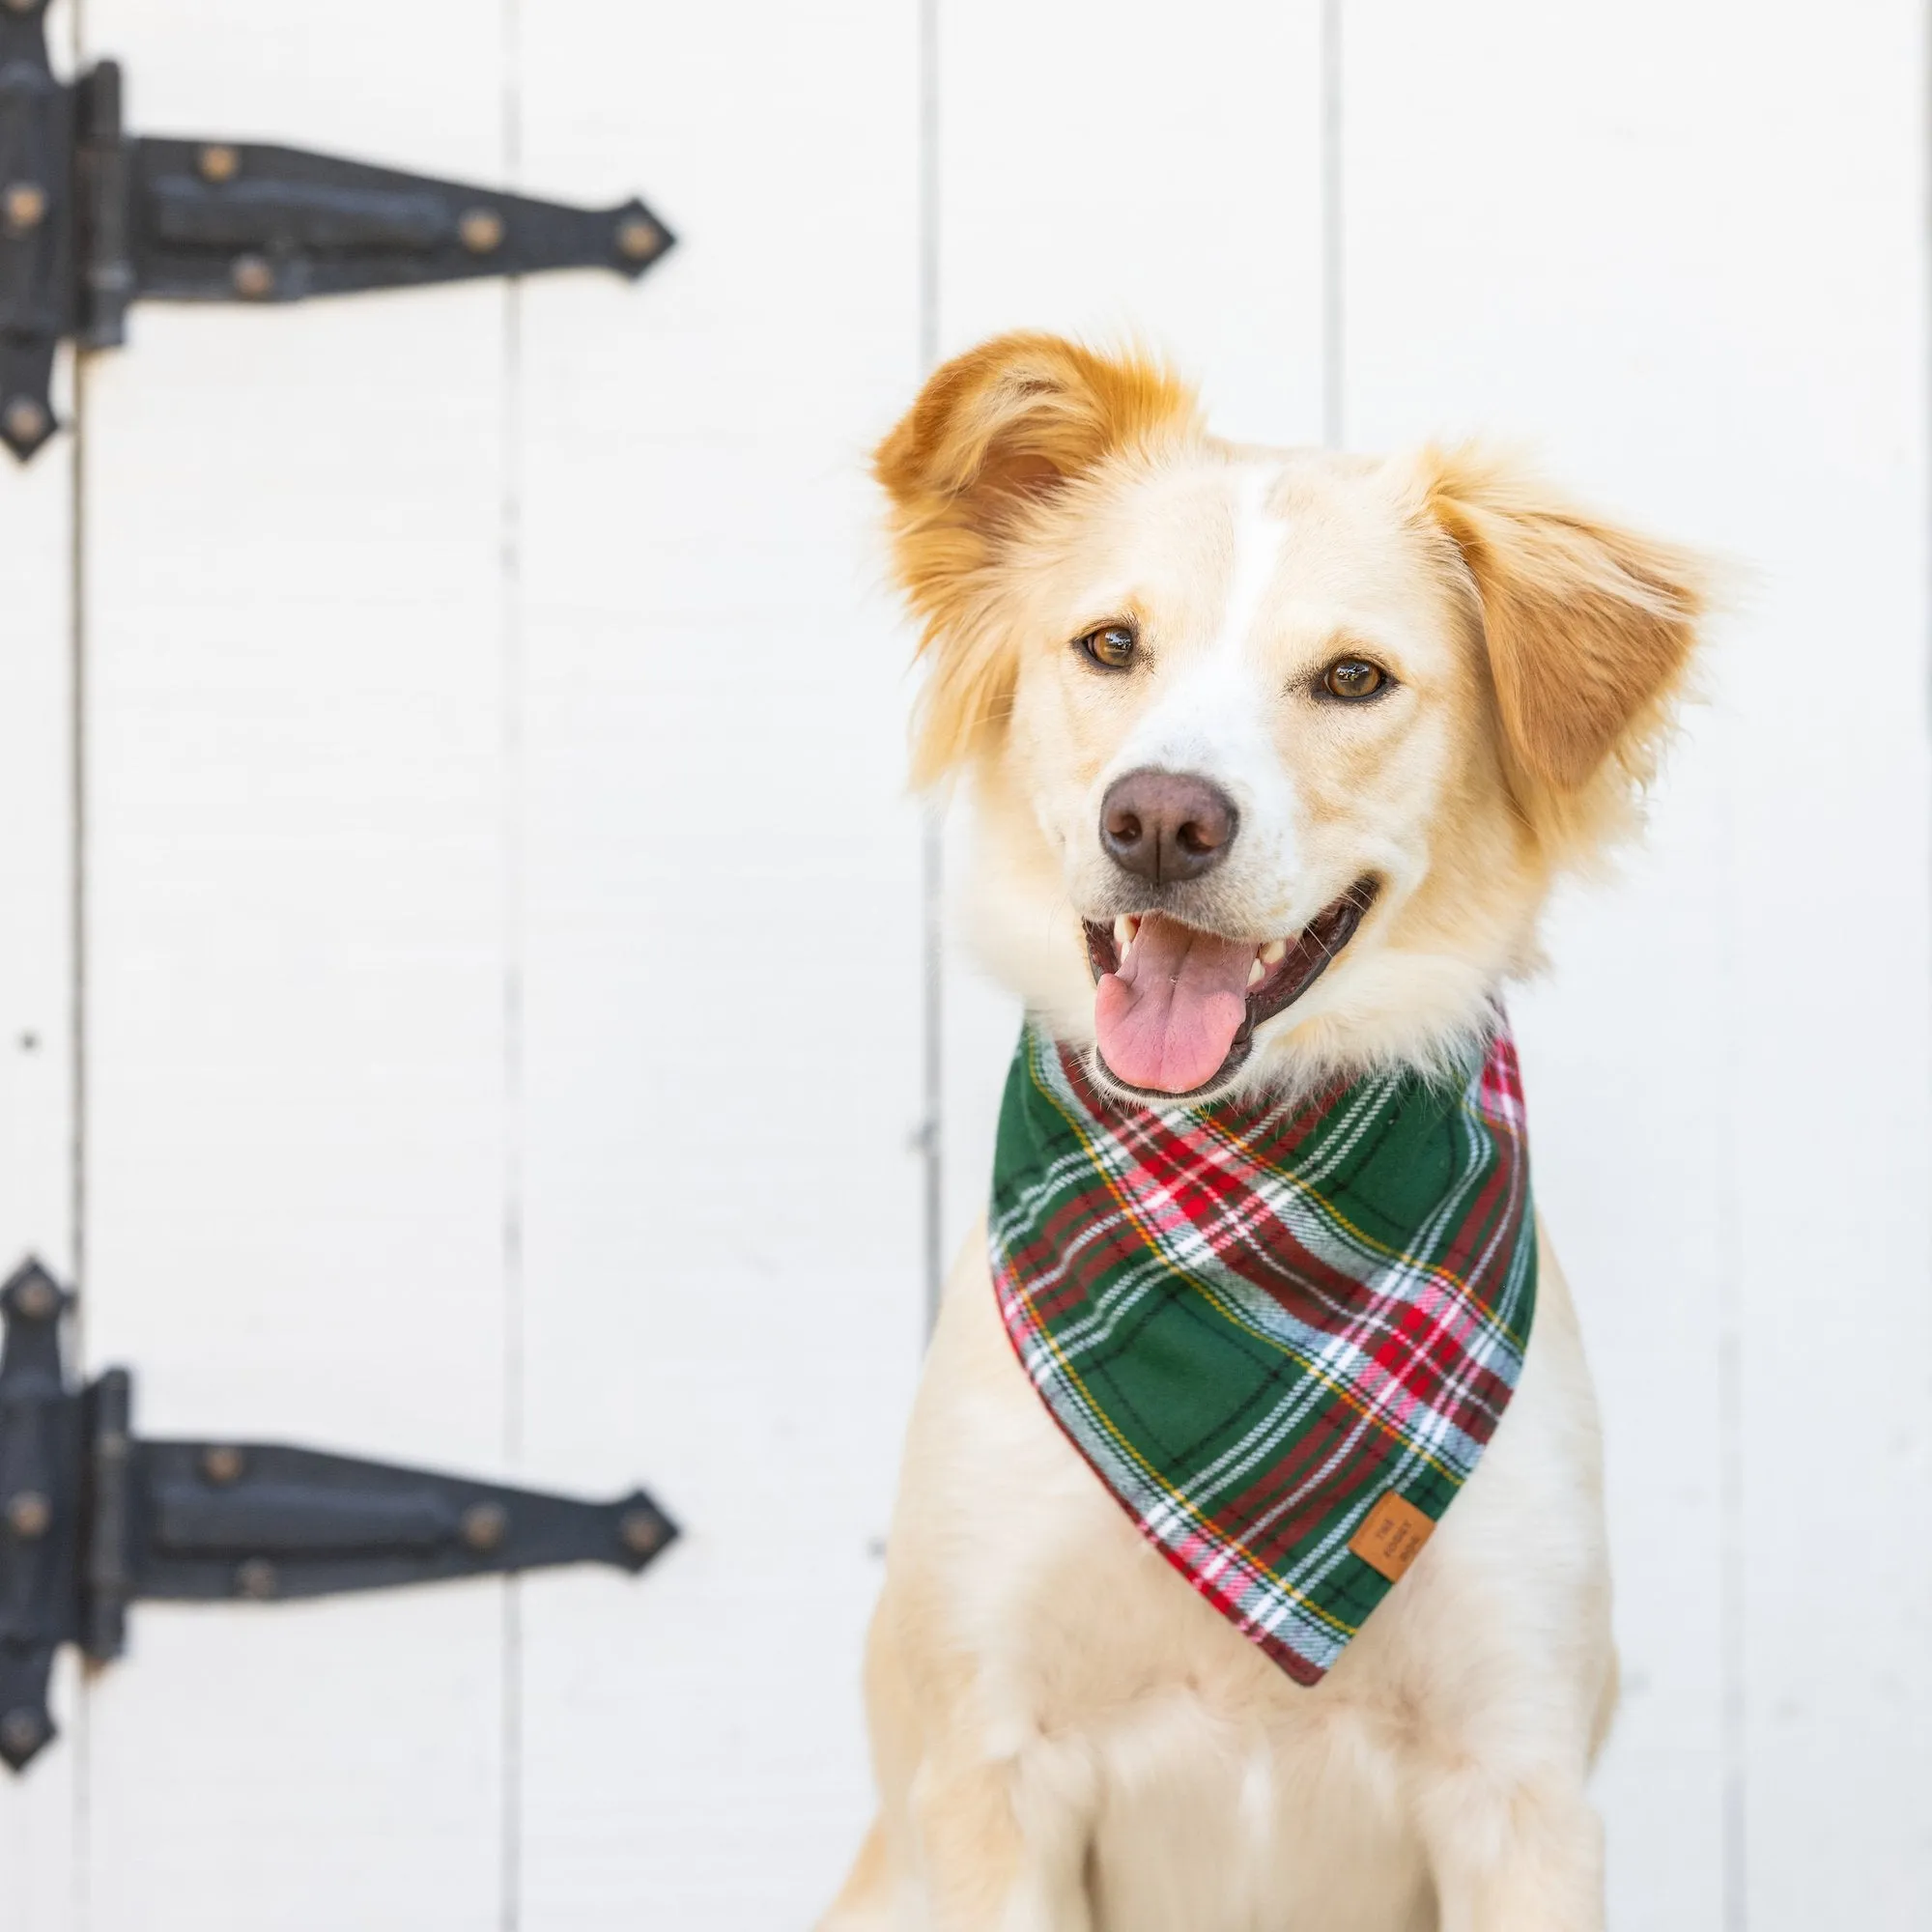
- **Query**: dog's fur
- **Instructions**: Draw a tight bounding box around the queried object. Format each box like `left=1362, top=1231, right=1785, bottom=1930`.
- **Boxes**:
left=823, top=334, right=1706, bottom=1932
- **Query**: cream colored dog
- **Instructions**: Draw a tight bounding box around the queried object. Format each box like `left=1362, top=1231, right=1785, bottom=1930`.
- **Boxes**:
left=823, top=334, right=1706, bottom=1932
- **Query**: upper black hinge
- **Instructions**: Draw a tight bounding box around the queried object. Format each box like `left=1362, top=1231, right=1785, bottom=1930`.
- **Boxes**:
left=0, top=0, right=674, bottom=459
left=0, top=1258, right=679, bottom=1773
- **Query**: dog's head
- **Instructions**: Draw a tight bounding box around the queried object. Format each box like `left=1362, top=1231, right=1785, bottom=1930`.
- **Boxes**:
left=877, top=333, right=1708, bottom=1102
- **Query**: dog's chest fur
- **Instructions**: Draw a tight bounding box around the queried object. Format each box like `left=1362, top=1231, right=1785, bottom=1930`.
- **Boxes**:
left=879, top=1221, right=1612, bottom=1932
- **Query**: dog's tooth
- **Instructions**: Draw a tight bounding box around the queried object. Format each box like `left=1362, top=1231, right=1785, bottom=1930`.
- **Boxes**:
left=1260, top=938, right=1288, bottom=965
left=1247, top=958, right=1265, bottom=989
left=1114, top=915, right=1135, bottom=952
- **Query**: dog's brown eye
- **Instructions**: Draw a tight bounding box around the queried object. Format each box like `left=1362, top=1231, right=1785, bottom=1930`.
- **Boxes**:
left=1079, top=624, right=1138, bottom=670
left=1321, top=657, right=1386, bottom=701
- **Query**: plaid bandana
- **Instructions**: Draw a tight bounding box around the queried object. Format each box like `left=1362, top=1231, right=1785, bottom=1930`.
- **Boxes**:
left=989, top=1021, right=1536, bottom=1686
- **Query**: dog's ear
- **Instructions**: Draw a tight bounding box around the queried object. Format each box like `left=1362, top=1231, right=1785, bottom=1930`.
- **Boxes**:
left=1423, top=446, right=1708, bottom=794
left=875, top=333, right=1198, bottom=783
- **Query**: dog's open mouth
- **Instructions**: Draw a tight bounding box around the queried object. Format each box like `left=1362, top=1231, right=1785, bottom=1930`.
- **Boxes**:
left=1082, top=878, right=1379, bottom=1101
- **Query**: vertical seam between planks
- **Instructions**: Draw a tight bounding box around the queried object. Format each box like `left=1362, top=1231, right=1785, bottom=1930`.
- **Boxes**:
left=1912, top=5, right=1932, bottom=1926
left=1320, top=0, right=1343, bottom=449
left=67, top=354, right=91, bottom=1932
left=919, top=0, right=944, bottom=1331
left=497, top=2, right=526, bottom=1924
left=1716, top=723, right=1747, bottom=1932
left=64, top=0, right=92, bottom=1914
left=919, top=0, right=939, bottom=386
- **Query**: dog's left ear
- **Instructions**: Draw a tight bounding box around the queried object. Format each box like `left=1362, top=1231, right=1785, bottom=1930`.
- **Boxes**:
left=1423, top=447, right=1709, bottom=792
left=876, top=332, right=1199, bottom=783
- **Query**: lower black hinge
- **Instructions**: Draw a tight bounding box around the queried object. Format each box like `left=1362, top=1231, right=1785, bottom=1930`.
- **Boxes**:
left=0, top=1257, right=678, bottom=1772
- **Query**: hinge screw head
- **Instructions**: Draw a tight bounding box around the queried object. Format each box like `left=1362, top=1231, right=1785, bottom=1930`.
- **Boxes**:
left=619, top=1508, right=666, bottom=1559
left=235, top=1558, right=277, bottom=1600
left=201, top=1445, right=244, bottom=1485
left=458, top=208, right=504, bottom=255
left=0, top=1709, right=46, bottom=1761
left=614, top=215, right=663, bottom=262
left=460, top=1501, right=508, bottom=1551
left=3, top=182, right=46, bottom=232
left=11, top=1271, right=58, bottom=1321
left=5, top=1491, right=51, bottom=1539
left=199, top=144, right=241, bottom=185
left=231, top=254, right=275, bottom=298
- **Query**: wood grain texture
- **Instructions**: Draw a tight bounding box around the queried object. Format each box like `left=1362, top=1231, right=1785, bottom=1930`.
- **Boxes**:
left=1342, top=3, right=1932, bottom=1926
left=510, top=5, right=924, bottom=1924
left=71, top=2, right=515, bottom=1924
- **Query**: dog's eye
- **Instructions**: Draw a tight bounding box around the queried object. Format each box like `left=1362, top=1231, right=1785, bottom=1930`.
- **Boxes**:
left=1321, top=657, right=1387, bottom=701
left=1078, top=624, right=1138, bottom=670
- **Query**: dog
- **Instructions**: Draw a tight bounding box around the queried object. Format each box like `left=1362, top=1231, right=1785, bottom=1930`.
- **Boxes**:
left=822, top=333, right=1706, bottom=1932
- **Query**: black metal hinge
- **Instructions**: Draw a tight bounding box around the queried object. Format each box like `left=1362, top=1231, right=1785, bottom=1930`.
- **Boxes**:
left=0, top=0, right=674, bottom=460
left=0, top=1258, right=678, bottom=1773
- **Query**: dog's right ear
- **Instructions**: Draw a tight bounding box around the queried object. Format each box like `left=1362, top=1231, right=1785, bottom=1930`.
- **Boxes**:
left=1420, top=446, right=1710, bottom=798
left=875, top=332, right=1198, bottom=784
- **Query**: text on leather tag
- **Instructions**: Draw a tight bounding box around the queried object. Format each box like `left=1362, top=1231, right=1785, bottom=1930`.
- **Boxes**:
left=1349, top=1491, right=1435, bottom=1582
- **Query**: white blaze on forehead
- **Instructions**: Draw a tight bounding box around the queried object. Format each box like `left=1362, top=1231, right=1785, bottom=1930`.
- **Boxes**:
left=1107, top=464, right=1298, bottom=806
left=1215, top=464, right=1290, bottom=671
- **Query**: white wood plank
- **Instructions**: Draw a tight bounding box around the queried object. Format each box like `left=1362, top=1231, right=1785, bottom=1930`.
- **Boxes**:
left=0, top=298, right=80, bottom=1932
left=72, top=3, right=516, bottom=1924
left=935, top=0, right=1330, bottom=1274
left=1342, top=4, right=1932, bottom=1926
left=1710, top=13, right=1932, bottom=1923
left=511, top=5, right=925, bottom=1924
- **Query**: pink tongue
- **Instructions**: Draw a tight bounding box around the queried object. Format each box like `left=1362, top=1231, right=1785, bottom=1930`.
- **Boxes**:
left=1094, top=913, right=1252, bottom=1094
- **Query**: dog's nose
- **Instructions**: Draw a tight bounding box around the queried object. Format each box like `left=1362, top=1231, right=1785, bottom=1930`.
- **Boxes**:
left=1099, top=769, right=1238, bottom=885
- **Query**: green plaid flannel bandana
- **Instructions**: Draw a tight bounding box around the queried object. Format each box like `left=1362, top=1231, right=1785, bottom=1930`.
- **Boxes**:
left=989, top=1021, right=1537, bottom=1685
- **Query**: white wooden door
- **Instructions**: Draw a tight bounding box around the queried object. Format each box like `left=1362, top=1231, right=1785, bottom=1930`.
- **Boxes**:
left=3, top=4, right=1928, bottom=1929
left=7, top=1, right=923, bottom=1926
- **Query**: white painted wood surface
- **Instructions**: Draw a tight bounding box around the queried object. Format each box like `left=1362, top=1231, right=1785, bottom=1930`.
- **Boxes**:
left=72, top=4, right=512, bottom=1926
left=510, top=3, right=924, bottom=1922
left=2, top=3, right=1927, bottom=1927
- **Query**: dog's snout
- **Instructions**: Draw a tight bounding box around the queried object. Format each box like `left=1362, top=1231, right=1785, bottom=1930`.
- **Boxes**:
left=1099, top=769, right=1238, bottom=885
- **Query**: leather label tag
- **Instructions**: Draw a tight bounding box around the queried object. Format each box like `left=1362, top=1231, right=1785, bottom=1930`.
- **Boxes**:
left=1349, top=1491, right=1435, bottom=1582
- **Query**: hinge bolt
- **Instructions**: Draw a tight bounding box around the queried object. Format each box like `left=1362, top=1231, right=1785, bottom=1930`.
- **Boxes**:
left=2, top=182, right=46, bottom=232
left=619, top=1508, right=667, bottom=1559
left=460, top=1501, right=508, bottom=1551
left=198, top=144, right=241, bottom=185
left=5, top=1491, right=51, bottom=1539
left=231, top=254, right=275, bottom=299
left=235, top=1558, right=277, bottom=1600
left=614, top=215, right=664, bottom=262
left=458, top=208, right=504, bottom=255
left=201, top=1445, right=245, bottom=1485
left=0, top=1709, right=46, bottom=1761
left=10, top=1271, right=57, bottom=1321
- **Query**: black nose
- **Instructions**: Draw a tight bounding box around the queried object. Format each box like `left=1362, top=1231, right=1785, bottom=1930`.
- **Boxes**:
left=1099, top=769, right=1238, bottom=885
